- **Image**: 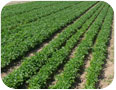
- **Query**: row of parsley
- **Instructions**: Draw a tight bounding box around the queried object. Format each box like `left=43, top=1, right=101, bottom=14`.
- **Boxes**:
left=2, top=2, right=80, bottom=32
left=28, top=3, right=105, bottom=89
left=2, top=2, right=100, bottom=88
left=50, top=3, right=109, bottom=89
left=85, top=6, right=113, bottom=89
left=2, top=1, right=59, bottom=19
left=2, top=2, right=80, bottom=45
left=2, top=2, right=97, bottom=68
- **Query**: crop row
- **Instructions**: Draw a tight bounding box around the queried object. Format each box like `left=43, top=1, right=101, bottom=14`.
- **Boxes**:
left=2, top=2, right=80, bottom=31
left=2, top=1, right=59, bottom=18
left=50, top=4, right=109, bottom=89
left=28, top=3, right=105, bottom=89
left=1, top=1, right=82, bottom=44
left=85, top=7, right=113, bottom=89
left=1, top=2, right=97, bottom=68
left=3, top=2, right=100, bottom=88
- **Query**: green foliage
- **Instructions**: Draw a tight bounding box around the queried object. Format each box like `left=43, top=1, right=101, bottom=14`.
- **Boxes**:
left=2, top=1, right=59, bottom=18
left=2, top=1, right=81, bottom=38
left=28, top=3, right=104, bottom=89
left=85, top=7, right=113, bottom=89
left=50, top=4, right=109, bottom=89
left=1, top=2, right=96, bottom=68
left=3, top=2, right=99, bottom=88
left=2, top=1, right=113, bottom=89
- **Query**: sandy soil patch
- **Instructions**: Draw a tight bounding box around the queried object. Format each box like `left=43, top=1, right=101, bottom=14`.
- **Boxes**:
left=6, top=1, right=31, bottom=6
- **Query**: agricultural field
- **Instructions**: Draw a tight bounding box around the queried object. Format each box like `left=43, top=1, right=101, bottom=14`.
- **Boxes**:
left=1, top=1, right=114, bottom=89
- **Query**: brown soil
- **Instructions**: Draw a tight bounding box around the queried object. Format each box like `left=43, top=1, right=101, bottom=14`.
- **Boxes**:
left=1, top=2, right=98, bottom=79
left=1, top=42, right=49, bottom=78
left=48, top=3, right=100, bottom=88
left=74, top=10, right=114, bottom=89
left=6, top=1, right=31, bottom=6
left=76, top=54, right=92, bottom=89
left=98, top=20, right=114, bottom=89
left=1, top=60, right=21, bottom=78
left=69, top=44, right=78, bottom=58
left=1, top=27, right=63, bottom=78
left=49, top=39, right=81, bottom=88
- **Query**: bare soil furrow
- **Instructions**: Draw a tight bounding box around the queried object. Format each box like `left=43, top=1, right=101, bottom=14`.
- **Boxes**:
left=96, top=19, right=114, bottom=89
left=75, top=54, right=92, bottom=89
left=48, top=4, right=101, bottom=88
left=1, top=3, right=98, bottom=78
left=72, top=6, right=109, bottom=89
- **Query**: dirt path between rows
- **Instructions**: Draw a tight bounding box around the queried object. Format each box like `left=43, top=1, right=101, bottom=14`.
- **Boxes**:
left=47, top=3, right=100, bottom=88
left=75, top=54, right=92, bottom=89
left=1, top=2, right=99, bottom=79
left=74, top=8, right=114, bottom=89
left=98, top=19, right=114, bottom=89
